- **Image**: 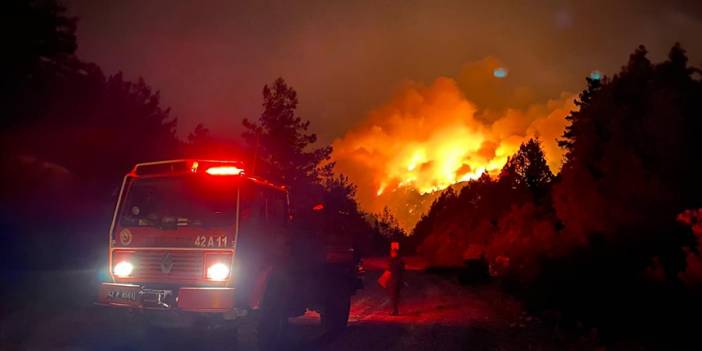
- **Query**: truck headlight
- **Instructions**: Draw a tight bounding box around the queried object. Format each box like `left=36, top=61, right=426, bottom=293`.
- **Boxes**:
left=113, top=261, right=134, bottom=278
left=207, top=263, right=230, bottom=281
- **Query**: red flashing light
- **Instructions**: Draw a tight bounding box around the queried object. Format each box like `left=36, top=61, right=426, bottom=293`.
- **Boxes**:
left=312, top=203, right=324, bottom=211
left=205, top=166, right=244, bottom=176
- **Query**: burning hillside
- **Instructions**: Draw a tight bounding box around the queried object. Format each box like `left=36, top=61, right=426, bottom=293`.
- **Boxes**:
left=332, top=58, right=575, bottom=229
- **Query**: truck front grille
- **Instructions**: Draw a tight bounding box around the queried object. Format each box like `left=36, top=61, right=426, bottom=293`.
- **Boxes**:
left=131, top=250, right=204, bottom=281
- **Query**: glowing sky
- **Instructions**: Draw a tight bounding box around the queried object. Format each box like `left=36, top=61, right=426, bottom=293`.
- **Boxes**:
left=67, top=0, right=702, bottom=144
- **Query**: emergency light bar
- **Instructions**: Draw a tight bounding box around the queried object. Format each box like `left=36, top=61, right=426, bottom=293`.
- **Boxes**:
left=205, top=166, right=244, bottom=176
left=132, top=159, right=245, bottom=177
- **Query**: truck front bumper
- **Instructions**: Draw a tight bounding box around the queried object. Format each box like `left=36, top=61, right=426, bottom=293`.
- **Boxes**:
left=96, top=282, right=236, bottom=313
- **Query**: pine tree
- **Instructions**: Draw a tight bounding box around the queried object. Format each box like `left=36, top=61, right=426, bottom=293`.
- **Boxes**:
left=558, top=76, right=602, bottom=164
left=500, top=139, right=554, bottom=193
left=242, top=78, right=333, bottom=210
left=242, top=78, right=332, bottom=182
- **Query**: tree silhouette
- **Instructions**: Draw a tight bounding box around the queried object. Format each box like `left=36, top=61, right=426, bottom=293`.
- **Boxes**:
left=499, top=138, right=553, bottom=195
left=242, top=78, right=333, bottom=211
left=4, top=0, right=78, bottom=128
left=413, top=44, right=702, bottom=340
left=554, top=43, right=701, bottom=267
left=320, top=175, right=376, bottom=253
left=188, top=123, right=212, bottom=145
left=185, top=123, right=213, bottom=156
left=1, top=1, right=182, bottom=269
left=243, top=78, right=332, bottom=182
left=414, top=140, right=555, bottom=266
left=375, top=207, right=405, bottom=241
left=542, top=43, right=702, bottom=338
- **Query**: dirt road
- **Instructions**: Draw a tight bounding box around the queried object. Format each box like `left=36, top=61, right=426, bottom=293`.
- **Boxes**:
left=1, top=264, right=579, bottom=350
left=295, top=267, right=571, bottom=351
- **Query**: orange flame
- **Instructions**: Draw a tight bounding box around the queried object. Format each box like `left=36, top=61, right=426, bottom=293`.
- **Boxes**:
left=332, top=60, right=575, bottom=229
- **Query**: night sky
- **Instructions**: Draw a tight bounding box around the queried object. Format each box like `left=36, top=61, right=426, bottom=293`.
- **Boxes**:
left=66, top=0, right=702, bottom=144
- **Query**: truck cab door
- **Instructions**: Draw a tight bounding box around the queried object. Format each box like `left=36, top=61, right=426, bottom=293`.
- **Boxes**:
left=234, top=183, right=289, bottom=309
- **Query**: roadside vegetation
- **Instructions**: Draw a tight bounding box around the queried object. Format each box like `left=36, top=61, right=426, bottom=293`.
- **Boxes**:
left=413, top=44, right=702, bottom=345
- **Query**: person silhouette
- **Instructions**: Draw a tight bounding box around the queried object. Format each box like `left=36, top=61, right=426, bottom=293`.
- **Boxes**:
left=387, top=242, right=405, bottom=316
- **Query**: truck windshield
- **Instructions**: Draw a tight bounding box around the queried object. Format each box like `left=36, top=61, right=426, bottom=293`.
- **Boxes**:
left=119, top=176, right=237, bottom=228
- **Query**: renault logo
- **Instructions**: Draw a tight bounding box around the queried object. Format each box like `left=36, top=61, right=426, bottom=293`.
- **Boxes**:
left=119, top=229, right=132, bottom=246
left=160, top=253, right=174, bottom=274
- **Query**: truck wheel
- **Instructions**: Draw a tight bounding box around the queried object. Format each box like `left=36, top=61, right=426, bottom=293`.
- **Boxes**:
left=257, top=305, right=287, bottom=351
left=257, top=276, right=289, bottom=351
left=320, top=294, right=350, bottom=335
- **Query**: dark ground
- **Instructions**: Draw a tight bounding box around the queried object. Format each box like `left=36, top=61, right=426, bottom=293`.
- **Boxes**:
left=1, top=261, right=603, bottom=351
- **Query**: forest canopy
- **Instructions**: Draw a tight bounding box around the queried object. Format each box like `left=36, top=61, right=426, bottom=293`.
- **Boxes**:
left=413, top=43, right=702, bottom=339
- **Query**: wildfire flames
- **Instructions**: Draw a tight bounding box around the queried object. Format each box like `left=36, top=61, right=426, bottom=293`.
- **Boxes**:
left=332, top=58, right=576, bottom=228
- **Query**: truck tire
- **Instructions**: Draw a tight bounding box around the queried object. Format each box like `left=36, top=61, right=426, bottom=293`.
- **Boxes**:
left=257, top=273, right=289, bottom=351
left=257, top=309, right=286, bottom=350
left=320, top=294, right=351, bottom=335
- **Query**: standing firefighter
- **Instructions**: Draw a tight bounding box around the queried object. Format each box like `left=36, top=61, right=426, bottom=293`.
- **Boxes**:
left=379, top=241, right=405, bottom=315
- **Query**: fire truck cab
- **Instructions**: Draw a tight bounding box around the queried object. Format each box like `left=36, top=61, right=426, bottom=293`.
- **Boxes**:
left=97, top=159, right=361, bottom=346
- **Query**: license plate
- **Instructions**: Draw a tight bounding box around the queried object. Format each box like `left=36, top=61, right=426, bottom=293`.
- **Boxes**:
left=99, top=283, right=141, bottom=306
left=106, top=289, right=138, bottom=301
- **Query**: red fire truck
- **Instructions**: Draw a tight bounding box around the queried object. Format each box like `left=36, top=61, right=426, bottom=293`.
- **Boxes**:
left=97, top=159, right=362, bottom=347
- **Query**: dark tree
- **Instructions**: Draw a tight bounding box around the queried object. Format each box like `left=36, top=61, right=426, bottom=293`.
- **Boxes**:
left=242, top=78, right=333, bottom=210
left=499, top=138, right=554, bottom=195
left=554, top=43, right=701, bottom=261
left=321, top=175, right=375, bottom=253
left=1, top=2, right=182, bottom=269
left=188, top=123, right=212, bottom=145
left=539, top=44, right=702, bottom=338
left=3, top=0, right=78, bottom=128
left=375, top=207, right=406, bottom=241
left=412, top=186, right=458, bottom=247
left=185, top=123, right=214, bottom=156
